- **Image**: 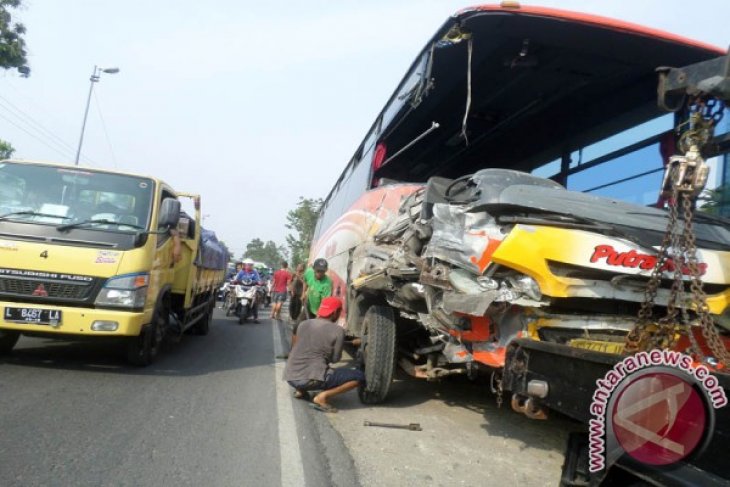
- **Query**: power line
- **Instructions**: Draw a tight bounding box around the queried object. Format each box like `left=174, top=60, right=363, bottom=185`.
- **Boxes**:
left=0, top=94, right=77, bottom=155
left=0, top=79, right=98, bottom=165
left=93, top=89, right=118, bottom=168
left=0, top=102, right=77, bottom=162
left=0, top=94, right=98, bottom=166
left=0, top=109, right=76, bottom=161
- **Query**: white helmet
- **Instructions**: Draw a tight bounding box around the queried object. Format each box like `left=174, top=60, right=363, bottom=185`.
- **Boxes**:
left=242, top=258, right=255, bottom=265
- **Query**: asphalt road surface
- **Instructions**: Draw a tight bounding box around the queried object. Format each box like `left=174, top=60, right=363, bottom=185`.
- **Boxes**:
left=0, top=310, right=576, bottom=486
left=0, top=310, right=358, bottom=487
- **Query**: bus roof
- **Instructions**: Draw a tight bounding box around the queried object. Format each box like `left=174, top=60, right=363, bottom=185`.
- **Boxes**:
left=326, top=3, right=725, bottom=203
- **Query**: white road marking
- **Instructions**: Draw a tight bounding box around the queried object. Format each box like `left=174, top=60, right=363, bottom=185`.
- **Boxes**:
left=273, top=321, right=306, bottom=486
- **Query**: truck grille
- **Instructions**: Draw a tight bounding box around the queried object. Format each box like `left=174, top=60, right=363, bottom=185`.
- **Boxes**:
left=0, top=277, right=91, bottom=299
left=0, top=268, right=101, bottom=304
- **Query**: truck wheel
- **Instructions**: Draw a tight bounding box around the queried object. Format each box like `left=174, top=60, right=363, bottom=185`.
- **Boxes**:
left=127, top=307, right=165, bottom=366
left=192, top=299, right=214, bottom=336
left=358, top=305, right=396, bottom=404
left=0, top=330, right=20, bottom=355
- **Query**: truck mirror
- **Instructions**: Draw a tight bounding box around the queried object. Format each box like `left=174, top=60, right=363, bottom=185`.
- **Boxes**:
left=159, top=198, right=181, bottom=229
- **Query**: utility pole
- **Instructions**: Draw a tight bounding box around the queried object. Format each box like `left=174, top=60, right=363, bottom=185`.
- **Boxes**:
left=75, top=65, right=119, bottom=165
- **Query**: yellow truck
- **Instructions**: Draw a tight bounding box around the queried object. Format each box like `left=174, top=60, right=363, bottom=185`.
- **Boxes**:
left=0, top=160, right=226, bottom=365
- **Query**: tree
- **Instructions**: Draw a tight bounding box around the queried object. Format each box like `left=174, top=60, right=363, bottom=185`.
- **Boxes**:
left=243, top=238, right=265, bottom=261
left=700, top=184, right=730, bottom=217
left=285, top=197, right=322, bottom=267
left=0, top=138, right=14, bottom=159
left=0, top=1, right=29, bottom=74
left=243, top=237, right=286, bottom=268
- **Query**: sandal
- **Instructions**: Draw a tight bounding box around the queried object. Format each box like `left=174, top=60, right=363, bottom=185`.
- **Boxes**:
left=308, top=402, right=338, bottom=413
left=293, top=390, right=310, bottom=401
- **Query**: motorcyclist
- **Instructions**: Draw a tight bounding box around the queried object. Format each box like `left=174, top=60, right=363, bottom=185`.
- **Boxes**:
left=228, top=262, right=243, bottom=281
left=235, top=259, right=261, bottom=283
left=235, top=258, right=262, bottom=323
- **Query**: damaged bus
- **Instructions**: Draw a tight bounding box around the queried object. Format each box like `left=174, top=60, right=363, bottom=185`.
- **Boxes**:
left=310, top=0, right=730, bottom=429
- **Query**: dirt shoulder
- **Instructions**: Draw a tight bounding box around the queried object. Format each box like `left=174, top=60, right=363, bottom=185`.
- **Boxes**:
left=324, top=351, right=581, bottom=487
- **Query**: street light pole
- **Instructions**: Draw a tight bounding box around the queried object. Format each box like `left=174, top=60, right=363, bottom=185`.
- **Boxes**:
left=74, top=65, right=119, bottom=166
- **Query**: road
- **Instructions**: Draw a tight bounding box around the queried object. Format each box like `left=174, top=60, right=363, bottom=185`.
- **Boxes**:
left=0, top=310, right=577, bottom=486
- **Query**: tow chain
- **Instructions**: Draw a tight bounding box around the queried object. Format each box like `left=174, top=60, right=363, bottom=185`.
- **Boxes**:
left=625, top=97, right=730, bottom=365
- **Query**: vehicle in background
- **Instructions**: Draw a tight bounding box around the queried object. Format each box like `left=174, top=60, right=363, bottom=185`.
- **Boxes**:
left=232, top=278, right=259, bottom=324
left=255, top=262, right=273, bottom=307
left=217, top=280, right=229, bottom=303
left=0, top=159, right=227, bottom=365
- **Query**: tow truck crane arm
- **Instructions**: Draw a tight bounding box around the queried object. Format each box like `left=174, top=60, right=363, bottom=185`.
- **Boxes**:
left=658, top=48, right=730, bottom=159
left=658, top=48, right=730, bottom=107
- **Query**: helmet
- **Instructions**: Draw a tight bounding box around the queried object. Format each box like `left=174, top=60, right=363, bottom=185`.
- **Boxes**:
left=243, top=258, right=255, bottom=265
left=313, top=258, right=328, bottom=271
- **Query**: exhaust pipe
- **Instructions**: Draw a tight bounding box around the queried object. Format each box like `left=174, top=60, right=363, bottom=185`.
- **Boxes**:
left=510, top=394, right=548, bottom=420
left=523, top=397, right=548, bottom=420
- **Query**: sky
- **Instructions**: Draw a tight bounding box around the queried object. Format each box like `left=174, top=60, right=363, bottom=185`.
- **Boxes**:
left=1, top=0, right=729, bottom=257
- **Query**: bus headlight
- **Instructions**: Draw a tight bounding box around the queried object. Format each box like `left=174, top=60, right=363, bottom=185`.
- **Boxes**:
left=95, top=273, right=149, bottom=309
left=509, top=274, right=542, bottom=301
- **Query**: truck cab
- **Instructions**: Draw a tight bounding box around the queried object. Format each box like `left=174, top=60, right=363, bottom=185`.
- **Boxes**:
left=0, top=160, right=225, bottom=364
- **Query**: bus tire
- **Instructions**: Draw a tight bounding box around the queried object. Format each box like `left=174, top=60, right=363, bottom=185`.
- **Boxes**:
left=127, top=304, right=165, bottom=366
left=0, top=330, right=20, bottom=355
left=358, top=305, right=396, bottom=404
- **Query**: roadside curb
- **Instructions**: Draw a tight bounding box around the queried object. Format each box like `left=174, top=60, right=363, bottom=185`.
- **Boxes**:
left=275, top=319, right=362, bottom=487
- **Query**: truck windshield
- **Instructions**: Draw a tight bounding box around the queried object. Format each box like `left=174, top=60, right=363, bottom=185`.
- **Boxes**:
left=0, top=162, right=153, bottom=233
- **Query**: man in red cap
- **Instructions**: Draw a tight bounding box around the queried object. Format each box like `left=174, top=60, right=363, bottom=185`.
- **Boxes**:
left=284, top=296, right=364, bottom=413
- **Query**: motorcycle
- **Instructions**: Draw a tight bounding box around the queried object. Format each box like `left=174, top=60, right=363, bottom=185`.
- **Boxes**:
left=234, top=278, right=259, bottom=324
left=218, top=281, right=231, bottom=306
left=260, top=282, right=270, bottom=309
left=223, top=281, right=238, bottom=316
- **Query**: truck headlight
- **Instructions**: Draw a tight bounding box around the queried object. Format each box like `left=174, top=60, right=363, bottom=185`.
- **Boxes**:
left=95, top=273, right=149, bottom=309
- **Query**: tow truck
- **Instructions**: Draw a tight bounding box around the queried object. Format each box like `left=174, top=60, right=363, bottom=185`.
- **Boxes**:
left=502, top=48, right=730, bottom=486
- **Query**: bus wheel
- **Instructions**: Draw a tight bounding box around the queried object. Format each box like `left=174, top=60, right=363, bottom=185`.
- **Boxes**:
left=358, top=305, right=396, bottom=404
left=0, top=330, right=20, bottom=355
left=127, top=306, right=165, bottom=366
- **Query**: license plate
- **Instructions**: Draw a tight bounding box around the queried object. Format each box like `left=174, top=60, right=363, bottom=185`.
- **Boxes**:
left=4, top=307, right=62, bottom=325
